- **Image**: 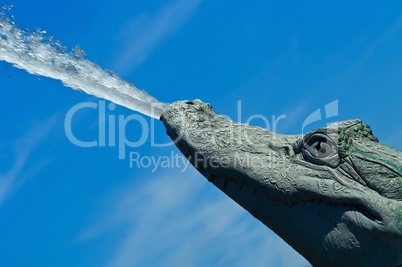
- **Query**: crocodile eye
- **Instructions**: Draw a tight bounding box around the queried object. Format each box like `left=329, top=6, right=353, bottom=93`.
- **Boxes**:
left=308, top=138, right=331, bottom=157
left=302, top=133, right=340, bottom=168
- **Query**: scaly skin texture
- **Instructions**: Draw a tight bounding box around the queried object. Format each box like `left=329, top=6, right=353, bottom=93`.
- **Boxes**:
left=161, top=100, right=402, bottom=267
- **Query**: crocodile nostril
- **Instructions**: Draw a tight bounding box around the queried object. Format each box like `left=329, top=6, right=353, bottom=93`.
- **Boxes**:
left=186, top=100, right=195, bottom=105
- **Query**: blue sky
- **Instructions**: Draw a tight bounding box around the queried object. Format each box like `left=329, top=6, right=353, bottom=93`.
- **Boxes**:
left=1, top=1, right=402, bottom=266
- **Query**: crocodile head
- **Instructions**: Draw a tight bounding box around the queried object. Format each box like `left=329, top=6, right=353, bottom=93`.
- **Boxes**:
left=160, top=99, right=402, bottom=267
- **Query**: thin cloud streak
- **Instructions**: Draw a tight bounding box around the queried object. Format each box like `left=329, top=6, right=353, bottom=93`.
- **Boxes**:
left=79, top=168, right=309, bottom=267
left=383, top=127, right=402, bottom=150
left=334, top=15, right=402, bottom=85
left=0, top=116, right=57, bottom=206
left=112, top=0, right=202, bottom=73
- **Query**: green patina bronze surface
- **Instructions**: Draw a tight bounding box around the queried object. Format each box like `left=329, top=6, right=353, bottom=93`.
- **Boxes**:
left=162, top=100, right=402, bottom=267
left=396, top=210, right=402, bottom=233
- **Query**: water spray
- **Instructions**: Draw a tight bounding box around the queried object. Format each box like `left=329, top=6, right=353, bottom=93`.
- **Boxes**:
left=0, top=5, right=167, bottom=120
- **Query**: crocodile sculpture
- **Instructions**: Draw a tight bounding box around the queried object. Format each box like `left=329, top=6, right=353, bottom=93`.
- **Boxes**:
left=160, top=99, right=402, bottom=267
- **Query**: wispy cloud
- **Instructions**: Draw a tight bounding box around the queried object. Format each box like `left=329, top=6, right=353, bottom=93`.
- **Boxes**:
left=111, top=0, right=202, bottom=73
left=78, top=168, right=309, bottom=267
left=359, top=16, right=402, bottom=63
left=0, top=116, right=57, bottom=206
left=337, top=15, right=402, bottom=83
left=383, top=126, right=402, bottom=150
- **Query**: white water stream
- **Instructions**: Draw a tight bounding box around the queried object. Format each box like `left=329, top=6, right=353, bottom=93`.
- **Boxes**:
left=0, top=6, right=167, bottom=119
